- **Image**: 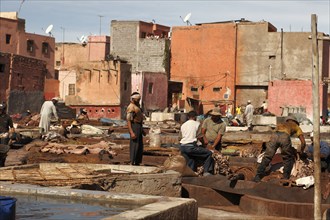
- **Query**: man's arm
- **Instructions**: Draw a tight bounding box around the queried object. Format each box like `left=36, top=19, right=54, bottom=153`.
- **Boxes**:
left=211, top=133, right=222, bottom=151
left=298, top=134, right=306, bottom=152
left=201, top=127, right=208, bottom=145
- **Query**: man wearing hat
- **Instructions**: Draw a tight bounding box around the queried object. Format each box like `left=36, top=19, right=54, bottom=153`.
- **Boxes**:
left=127, top=92, right=145, bottom=166
left=77, top=108, right=89, bottom=120
left=244, top=100, right=254, bottom=131
left=201, top=107, right=226, bottom=152
left=0, top=103, right=14, bottom=167
left=253, top=115, right=306, bottom=182
left=39, top=97, right=59, bottom=136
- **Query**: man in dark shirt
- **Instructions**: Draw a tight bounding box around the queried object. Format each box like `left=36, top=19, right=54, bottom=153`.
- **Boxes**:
left=0, top=103, right=14, bottom=167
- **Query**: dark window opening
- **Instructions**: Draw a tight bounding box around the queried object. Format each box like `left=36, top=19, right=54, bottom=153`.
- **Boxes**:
left=6, top=34, right=11, bottom=44
left=141, top=32, right=146, bottom=38
left=124, top=82, right=127, bottom=91
left=191, top=87, right=198, bottom=92
left=148, top=82, right=153, bottom=94
left=0, top=64, right=5, bottom=73
left=56, top=61, right=61, bottom=66
left=269, top=55, right=276, bottom=60
left=54, top=70, right=59, bottom=80
left=42, top=42, right=49, bottom=54
left=68, top=84, right=75, bottom=95
left=27, top=40, right=34, bottom=52
left=213, top=87, right=221, bottom=92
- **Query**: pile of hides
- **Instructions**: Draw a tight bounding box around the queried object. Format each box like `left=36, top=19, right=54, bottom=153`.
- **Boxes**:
left=40, top=140, right=117, bottom=156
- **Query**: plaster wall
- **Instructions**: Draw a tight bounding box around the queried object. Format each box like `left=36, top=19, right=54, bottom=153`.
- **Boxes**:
left=170, top=23, right=236, bottom=112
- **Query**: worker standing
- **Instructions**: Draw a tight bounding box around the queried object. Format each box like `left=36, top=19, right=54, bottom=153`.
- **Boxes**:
left=253, top=116, right=306, bottom=182
left=244, top=100, right=254, bottom=131
left=0, top=103, right=14, bottom=167
left=39, top=97, right=59, bottom=136
left=127, top=92, right=145, bottom=166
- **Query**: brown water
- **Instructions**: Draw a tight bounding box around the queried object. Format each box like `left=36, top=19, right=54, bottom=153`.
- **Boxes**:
left=3, top=193, right=139, bottom=220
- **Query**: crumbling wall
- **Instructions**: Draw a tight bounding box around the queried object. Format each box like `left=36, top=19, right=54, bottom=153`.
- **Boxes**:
left=8, top=90, right=44, bottom=114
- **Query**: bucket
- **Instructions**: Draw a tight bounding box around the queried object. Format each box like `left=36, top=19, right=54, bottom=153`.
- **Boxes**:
left=0, top=196, right=17, bottom=220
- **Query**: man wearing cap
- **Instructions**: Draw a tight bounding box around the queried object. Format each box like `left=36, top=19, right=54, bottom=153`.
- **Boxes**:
left=180, top=110, right=214, bottom=176
left=39, top=97, right=59, bottom=136
left=127, top=92, right=145, bottom=165
left=201, top=108, right=226, bottom=152
left=0, top=103, right=14, bottom=167
left=244, top=100, right=254, bottom=131
left=253, top=115, right=306, bottom=182
left=77, top=108, right=89, bottom=120
left=306, top=132, right=330, bottom=172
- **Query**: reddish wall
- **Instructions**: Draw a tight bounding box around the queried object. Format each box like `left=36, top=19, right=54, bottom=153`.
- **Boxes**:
left=87, top=36, right=110, bottom=61
left=171, top=23, right=236, bottom=112
left=70, top=105, right=121, bottom=119
left=268, top=80, right=325, bottom=120
left=44, top=79, right=60, bottom=100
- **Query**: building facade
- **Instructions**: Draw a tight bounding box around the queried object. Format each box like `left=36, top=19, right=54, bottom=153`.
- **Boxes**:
left=0, top=12, right=55, bottom=113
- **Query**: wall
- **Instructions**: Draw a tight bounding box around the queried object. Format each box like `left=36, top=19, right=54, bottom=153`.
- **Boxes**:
left=64, top=60, right=131, bottom=119
left=268, top=80, right=326, bottom=120
left=55, top=43, right=89, bottom=68
left=170, top=23, right=237, bottom=113
left=44, top=79, right=60, bottom=101
left=87, top=36, right=110, bottom=61
left=111, top=20, right=169, bottom=73
left=142, top=72, right=168, bottom=111
left=58, top=70, right=76, bottom=100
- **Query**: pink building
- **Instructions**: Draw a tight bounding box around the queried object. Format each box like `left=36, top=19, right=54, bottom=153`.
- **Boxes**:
left=0, top=12, right=56, bottom=113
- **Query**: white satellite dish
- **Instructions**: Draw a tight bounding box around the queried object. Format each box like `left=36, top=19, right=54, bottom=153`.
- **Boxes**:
left=78, top=35, right=88, bottom=46
left=45, top=24, right=53, bottom=36
left=180, top=13, right=192, bottom=26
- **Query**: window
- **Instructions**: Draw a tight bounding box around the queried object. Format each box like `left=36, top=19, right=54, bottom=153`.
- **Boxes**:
left=141, top=32, right=146, bottom=38
left=191, top=87, right=198, bottom=92
left=27, top=40, right=34, bottom=52
left=0, top=64, right=5, bottom=73
left=42, top=42, right=49, bottom=54
left=5, top=34, right=11, bottom=44
left=148, top=82, right=153, bottom=94
left=54, top=70, right=59, bottom=80
left=68, top=84, right=75, bottom=95
left=56, top=61, right=61, bottom=66
left=269, top=55, right=276, bottom=60
left=124, top=82, right=127, bottom=91
left=213, top=87, right=221, bottom=92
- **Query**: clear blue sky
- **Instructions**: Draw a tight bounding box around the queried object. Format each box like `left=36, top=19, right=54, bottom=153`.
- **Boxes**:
left=1, top=0, right=329, bottom=43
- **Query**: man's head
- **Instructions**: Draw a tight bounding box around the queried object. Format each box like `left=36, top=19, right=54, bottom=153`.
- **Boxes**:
left=51, top=97, right=59, bottom=104
left=0, top=103, right=6, bottom=114
left=286, top=115, right=299, bottom=125
left=209, top=107, right=222, bottom=121
left=247, top=100, right=251, bottom=104
left=131, top=92, right=141, bottom=105
left=187, top=110, right=197, bottom=120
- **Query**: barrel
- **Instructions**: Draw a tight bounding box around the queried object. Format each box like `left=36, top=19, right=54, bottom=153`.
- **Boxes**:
left=0, top=196, right=17, bottom=220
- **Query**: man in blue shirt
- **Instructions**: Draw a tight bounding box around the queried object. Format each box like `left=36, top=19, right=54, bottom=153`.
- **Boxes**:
left=306, top=132, right=330, bottom=172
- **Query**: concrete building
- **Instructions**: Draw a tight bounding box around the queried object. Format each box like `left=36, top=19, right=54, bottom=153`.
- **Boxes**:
left=170, top=19, right=330, bottom=119
left=55, top=35, right=131, bottom=119
left=0, top=12, right=56, bottom=113
left=111, top=21, right=171, bottom=111
left=171, top=22, right=237, bottom=114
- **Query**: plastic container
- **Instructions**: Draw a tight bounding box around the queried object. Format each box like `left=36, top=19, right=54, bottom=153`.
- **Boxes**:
left=0, top=196, right=17, bottom=220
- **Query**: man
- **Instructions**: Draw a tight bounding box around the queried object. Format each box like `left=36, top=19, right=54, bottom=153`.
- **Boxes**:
left=306, top=132, right=330, bottom=172
left=127, top=92, right=145, bottom=166
left=39, top=97, right=59, bottom=136
left=0, top=103, right=14, bottom=167
left=77, top=108, right=89, bottom=120
left=179, top=110, right=214, bottom=176
left=202, top=108, right=226, bottom=152
left=253, top=115, right=306, bottom=182
left=261, top=101, right=268, bottom=113
left=244, top=100, right=254, bottom=131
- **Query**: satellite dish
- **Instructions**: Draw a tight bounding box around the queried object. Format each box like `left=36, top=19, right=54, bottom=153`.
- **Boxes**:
left=78, top=35, right=88, bottom=46
left=45, top=24, right=53, bottom=36
left=180, top=13, right=192, bottom=26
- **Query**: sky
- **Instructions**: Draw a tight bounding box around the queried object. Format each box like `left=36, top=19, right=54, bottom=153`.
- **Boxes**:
left=1, top=0, right=329, bottom=43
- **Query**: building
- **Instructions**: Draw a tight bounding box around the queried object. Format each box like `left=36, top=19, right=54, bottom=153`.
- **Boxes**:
left=55, top=35, right=131, bottom=119
left=170, top=19, right=330, bottom=119
left=111, top=20, right=171, bottom=111
left=0, top=12, right=56, bottom=113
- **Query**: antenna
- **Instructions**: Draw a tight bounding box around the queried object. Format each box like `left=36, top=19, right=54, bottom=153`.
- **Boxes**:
left=98, top=15, right=104, bottom=36
left=183, top=13, right=192, bottom=26
left=45, top=24, right=53, bottom=36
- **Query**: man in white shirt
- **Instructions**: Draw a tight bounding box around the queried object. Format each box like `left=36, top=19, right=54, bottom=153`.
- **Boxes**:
left=244, top=100, right=254, bottom=131
left=179, top=110, right=214, bottom=176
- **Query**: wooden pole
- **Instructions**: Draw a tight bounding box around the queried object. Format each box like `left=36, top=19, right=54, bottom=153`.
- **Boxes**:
left=311, top=14, right=321, bottom=219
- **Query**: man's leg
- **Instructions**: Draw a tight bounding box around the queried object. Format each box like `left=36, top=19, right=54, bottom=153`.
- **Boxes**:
left=186, top=146, right=214, bottom=174
left=280, top=133, right=295, bottom=179
left=180, top=144, right=196, bottom=171
left=254, top=133, right=279, bottom=182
